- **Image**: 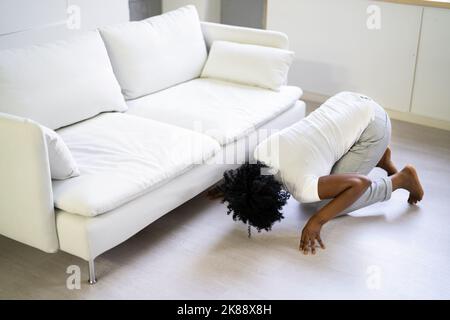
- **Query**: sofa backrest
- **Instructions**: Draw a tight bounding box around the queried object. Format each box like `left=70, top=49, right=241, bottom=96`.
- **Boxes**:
left=0, top=31, right=127, bottom=130
left=99, top=5, right=207, bottom=100
left=200, top=21, right=290, bottom=51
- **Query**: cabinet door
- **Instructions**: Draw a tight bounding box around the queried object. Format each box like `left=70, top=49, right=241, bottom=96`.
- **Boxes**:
left=411, top=7, right=450, bottom=122
left=267, top=0, right=422, bottom=112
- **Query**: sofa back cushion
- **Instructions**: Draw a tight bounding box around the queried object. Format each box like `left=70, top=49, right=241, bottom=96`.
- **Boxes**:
left=0, top=31, right=127, bottom=130
left=201, top=40, right=294, bottom=91
left=99, top=5, right=207, bottom=100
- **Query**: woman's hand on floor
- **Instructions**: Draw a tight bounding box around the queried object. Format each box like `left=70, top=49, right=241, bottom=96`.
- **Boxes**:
left=299, top=217, right=325, bottom=255
left=299, top=173, right=372, bottom=255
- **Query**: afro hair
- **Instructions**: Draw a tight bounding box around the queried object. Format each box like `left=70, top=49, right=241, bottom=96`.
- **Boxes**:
left=218, top=162, right=290, bottom=236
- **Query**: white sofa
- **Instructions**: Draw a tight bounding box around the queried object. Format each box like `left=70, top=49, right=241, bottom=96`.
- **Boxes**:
left=0, top=6, right=305, bottom=283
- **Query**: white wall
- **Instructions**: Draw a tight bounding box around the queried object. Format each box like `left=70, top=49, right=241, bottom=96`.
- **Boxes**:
left=162, top=0, right=221, bottom=22
left=0, top=0, right=129, bottom=49
left=0, top=0, right=66, bottom=35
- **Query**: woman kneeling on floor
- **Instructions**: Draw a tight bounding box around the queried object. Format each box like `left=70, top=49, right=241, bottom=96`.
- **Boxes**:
left=213, top=92, right=424, bottom=255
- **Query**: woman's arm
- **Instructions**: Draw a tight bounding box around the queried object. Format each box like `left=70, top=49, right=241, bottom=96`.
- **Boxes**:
left=299, top=174, right=371, bottom=254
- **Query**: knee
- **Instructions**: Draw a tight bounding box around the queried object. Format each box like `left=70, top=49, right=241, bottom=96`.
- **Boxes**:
left=350, top=175, right=371, bottom=191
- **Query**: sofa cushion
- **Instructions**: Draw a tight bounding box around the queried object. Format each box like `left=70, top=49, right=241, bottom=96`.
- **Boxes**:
left=201, top=41, right=294, bottom=91
left=52, top=113, right=220, bottom=216
left=99, top=5, right=207, bottom=100
left=126, top=78, right=303, bottom=145
left=40, top=125, right=80, bottom=180
left=0, top=31, right=127, bottom=130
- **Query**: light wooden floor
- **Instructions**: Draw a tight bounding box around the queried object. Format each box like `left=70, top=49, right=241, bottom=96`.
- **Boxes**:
left=1, top=103, right=449, bottom=299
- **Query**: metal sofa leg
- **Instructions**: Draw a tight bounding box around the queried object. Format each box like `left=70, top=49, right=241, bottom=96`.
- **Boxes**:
left=88, top=259, right=97, bottom=285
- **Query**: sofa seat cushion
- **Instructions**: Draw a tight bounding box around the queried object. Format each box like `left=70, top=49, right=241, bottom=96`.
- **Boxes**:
left=126, top=78, right=303, bottom=146
left=52, top=113, right=220, bottom=217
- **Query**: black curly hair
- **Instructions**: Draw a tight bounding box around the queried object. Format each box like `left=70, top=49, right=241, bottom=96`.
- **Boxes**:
left=217, top=162, right=290, bottom=236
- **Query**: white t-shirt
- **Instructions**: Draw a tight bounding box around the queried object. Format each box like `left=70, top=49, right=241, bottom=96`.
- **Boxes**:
left=254, top=91, right=376, bottom=203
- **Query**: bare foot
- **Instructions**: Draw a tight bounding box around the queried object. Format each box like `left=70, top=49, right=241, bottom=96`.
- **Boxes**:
left=377, top=147, right=398, bottom=176
left=395, top=165, right=424, bottom=204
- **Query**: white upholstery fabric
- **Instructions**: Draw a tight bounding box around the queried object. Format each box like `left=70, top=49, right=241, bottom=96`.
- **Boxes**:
left=0, top=31, right=127, bottom=130
left=56, top=101, right=306, bottom=261
left=41, top=126, right=80, bottom=180
left=200, top=22, right=289, bottom=50
left=52, top=113, right=220, bottom=216
left=201, top=41, right=294, bottom=91
left=99, top=5, right=207, bottom=100
left=0, top=113, right=58, bottom=253
left=126, top=78, right=302, bottom=146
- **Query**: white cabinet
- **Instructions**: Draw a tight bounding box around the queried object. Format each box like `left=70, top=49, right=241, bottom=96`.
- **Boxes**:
left=411, top=7, right=450, bottom=122
left=267, top=0, right=450, bottom=129
left=267, top=0, right=422, bottom=112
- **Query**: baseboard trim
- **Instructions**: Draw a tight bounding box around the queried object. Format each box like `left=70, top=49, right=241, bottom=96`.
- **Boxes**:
left=301, top=91, right=450, bottom=131
left=385, top=109, right=450, bottom=131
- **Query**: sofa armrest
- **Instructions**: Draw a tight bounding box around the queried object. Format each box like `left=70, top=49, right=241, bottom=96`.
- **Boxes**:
left=0, top=113, right=58, bottom=253
left=200, top=22, right=289, bottom=50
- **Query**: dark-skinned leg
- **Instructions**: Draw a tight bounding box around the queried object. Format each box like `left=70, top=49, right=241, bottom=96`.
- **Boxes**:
left=300, top=167, right=424, bottom=254
left=300, top=174, right=370, bottom=254
left=376, top=146, right=398, bottom=176
left=391, top=165, right=424, bottom=204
